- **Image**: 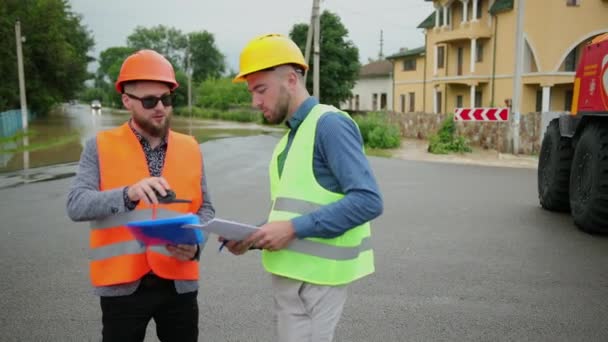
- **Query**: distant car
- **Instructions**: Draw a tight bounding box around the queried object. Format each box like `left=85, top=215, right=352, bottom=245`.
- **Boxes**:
left=91, top=100, right=102, bottom=110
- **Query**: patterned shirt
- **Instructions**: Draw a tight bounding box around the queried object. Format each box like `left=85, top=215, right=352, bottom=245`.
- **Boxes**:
left=122, top=121, right=168, bottom=209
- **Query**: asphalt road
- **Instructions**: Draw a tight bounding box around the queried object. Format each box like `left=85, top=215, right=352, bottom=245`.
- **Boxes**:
left=1, top=135, right=607, bottom=341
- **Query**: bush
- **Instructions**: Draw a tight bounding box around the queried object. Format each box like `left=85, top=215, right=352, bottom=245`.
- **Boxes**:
left=353, top=112, right=401, bottom=149
left=195, top=78, right=250, bottom=110
left=427, top=114, right=472, bottom=154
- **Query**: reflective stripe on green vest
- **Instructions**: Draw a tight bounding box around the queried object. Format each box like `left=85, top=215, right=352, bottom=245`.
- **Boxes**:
left=263, top=104, right=374, bottom=286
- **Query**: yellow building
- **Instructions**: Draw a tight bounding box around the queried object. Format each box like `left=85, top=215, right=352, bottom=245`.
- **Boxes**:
left=389, top=0, right=608, bottom=115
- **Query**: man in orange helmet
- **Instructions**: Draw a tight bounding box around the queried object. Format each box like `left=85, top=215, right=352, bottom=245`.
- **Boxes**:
left=224, top=34, right=383, bottom=341
left=67, top=49, right=214, bottom=341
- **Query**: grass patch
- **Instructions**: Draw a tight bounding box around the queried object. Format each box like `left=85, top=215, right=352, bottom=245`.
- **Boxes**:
left=0, top=129, right=38, bottom=144
left=0, top=132, right=80, bottom=153
left=365, top=148, right=393, bottom=158
left=427, top=114, right=472, bottom=154
left=175, top=106, right=262, bottom=123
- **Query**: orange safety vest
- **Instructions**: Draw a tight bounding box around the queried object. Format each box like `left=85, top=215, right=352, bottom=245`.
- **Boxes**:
left=89, top=123, right=203, bottom=287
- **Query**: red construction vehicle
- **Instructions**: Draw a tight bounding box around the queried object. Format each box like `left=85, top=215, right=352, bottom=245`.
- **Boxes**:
left=538, top=32, right=608, bottom=233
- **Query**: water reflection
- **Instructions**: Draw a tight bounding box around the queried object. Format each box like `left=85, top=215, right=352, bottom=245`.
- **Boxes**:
left=0, top=104, right=282, bottom=174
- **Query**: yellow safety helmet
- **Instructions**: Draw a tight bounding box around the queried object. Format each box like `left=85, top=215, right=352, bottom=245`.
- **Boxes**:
left=233, top=34, right=309, bottom=83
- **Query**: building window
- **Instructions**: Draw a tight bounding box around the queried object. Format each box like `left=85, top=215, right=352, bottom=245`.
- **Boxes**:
left=349, top=97, right=353, bottom=110
left=400, top=94, right=406, bottom=113
left=565, top=90, right=573, bottom=112
left=437, top=46, right=445, bottom=69
left=566, top=0, right=580, bottom=6
left=535, top=90, right=543, bottom=112
left=476, top=0, right=482, bottom=19
left=564, top=47, right=578, bottom=71
left=380, top=93, right=387, bottom=110
left=475, top=91, right=482, bottom=107
left=456, top=95, right=463, bottom=108
left=409, top=92, right=415, bottom=112
left=372, top=93, right=378, bottom=111
left=436, top=91, right=443, bottom=113
left=476, top=40, right=484, bottom=62
left=355, top=95, right=360, bottom=111
left=403, top=59, right=416, bottom=71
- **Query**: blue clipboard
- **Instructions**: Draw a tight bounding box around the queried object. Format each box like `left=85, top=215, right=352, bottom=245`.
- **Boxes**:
left=126, top=214, right=204, bottom=246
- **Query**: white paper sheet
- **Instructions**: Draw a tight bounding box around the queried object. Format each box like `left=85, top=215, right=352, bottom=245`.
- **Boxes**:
left=183, top=218, right=259, bottom=241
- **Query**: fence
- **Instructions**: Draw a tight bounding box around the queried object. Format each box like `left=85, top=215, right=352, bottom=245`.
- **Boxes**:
left=0, top=109, right=35, bottom=138
left=387, top=111, right=562, bottom=155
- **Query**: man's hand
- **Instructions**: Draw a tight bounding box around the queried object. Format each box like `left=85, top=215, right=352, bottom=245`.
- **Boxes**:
left=127, top=177, right=170, bottom=204
left=219, top=237, right=252, bottom=256
left=243, top=220, right=296, bottom=251
left=166, top=244, right=197, bottom=261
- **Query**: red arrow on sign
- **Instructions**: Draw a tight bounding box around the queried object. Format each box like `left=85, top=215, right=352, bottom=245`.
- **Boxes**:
left=454, top=108, right=509, bottom=121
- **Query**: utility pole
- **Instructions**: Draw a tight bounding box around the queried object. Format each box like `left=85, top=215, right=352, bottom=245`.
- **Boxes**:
left=15, top=20, right=29, bottom=174
left=187, top=37, right=193, bottom=135
left=312, top=0, right=321, bottom=99
left=304, top=1, right=314, bottom=82
left=379, top=30, right=384, bottom=60
left=511, top=0, right=525, bottom=154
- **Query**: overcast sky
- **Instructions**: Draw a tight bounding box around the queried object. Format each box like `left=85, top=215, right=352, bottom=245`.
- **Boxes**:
left=69, top=0, right=434, bottom=73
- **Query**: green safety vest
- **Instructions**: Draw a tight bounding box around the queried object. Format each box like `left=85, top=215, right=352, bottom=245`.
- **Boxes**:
left=263, top=104, right=374, bottom=286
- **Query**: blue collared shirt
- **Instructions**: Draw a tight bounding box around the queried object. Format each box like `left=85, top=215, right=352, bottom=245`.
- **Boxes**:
left=278, top=97, right=383, bottom=238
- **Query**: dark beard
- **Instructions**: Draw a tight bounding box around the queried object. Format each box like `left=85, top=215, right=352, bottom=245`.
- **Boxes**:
left=133, top=114, right=170, bottom=137
left=269, top=88, right=290, bottom=124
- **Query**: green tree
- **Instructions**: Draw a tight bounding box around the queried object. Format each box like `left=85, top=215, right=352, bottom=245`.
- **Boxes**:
left=173, top=69, right=189, bottom=108
left=187, top=31, right=225, bottom=82
left=127, top=25, right=187, bottom=69
left=79, top=87, right=106, bottom=103
left=94, top=46, right=135, bottom=107
left=289, top=11, right=360, bottom=107
left=196, top=78, right=250, bottom=110
left=0, top=0, right=94, bottom=114
left=96, top=46, right=135, bottom=85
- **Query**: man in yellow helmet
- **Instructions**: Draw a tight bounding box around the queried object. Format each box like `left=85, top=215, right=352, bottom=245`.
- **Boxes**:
left=225, top=34, right=383, bottom=341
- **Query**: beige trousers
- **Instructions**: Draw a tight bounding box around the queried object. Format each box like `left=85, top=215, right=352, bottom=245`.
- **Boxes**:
left=271, top=274, right=348, bottom=342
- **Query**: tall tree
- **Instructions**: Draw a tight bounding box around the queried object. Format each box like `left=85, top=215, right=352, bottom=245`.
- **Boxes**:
left=96, top=46, right=136, bottom=86
left=0, top=0, right=94, bottom=114
left=94, top=46, right=136, bottom=107
left=187, top=31, right=225, bottom=82
left=290, top=11, right=360, bottom=107
left=127, top=25, right=187, bottom=69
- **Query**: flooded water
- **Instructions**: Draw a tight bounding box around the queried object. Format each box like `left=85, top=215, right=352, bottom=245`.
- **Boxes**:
left=0, top=104, right=283, bottom=174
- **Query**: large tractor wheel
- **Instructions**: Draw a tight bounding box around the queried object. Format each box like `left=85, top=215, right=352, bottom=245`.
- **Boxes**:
left=538, top=119, right=573, bottom=211
left=570, top=122, right=608, bottom=233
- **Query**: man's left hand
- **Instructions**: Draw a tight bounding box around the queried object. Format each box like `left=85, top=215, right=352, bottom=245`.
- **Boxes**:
left=243, top=220, right=296, bottom=251
left=166, top=244, right=197, bottom=261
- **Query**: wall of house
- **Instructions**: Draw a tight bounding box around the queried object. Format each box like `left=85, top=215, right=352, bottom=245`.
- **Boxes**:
left=393, top=55, right=426, bottom=83
left=344, top=77, right=393, bottom=111
left=392, top=55, right=426, bottom=112
left=526, top=0, right=608, bottom=73
left=552, top=84, right=575, bottom=112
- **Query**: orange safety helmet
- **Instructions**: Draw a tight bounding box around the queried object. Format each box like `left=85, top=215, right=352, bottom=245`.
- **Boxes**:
left=233, top=34, right=308, bottom=83
left=114, top=49, right=179, bottom=93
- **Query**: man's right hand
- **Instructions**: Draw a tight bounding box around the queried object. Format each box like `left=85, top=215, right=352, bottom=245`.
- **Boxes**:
left=127, top=177, right=170, bottom=205
left=219, top=236, right=255, bottom=255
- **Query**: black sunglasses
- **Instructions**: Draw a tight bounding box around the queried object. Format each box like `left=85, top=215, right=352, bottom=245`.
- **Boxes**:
left=124, top=92, right=175, bottom=109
